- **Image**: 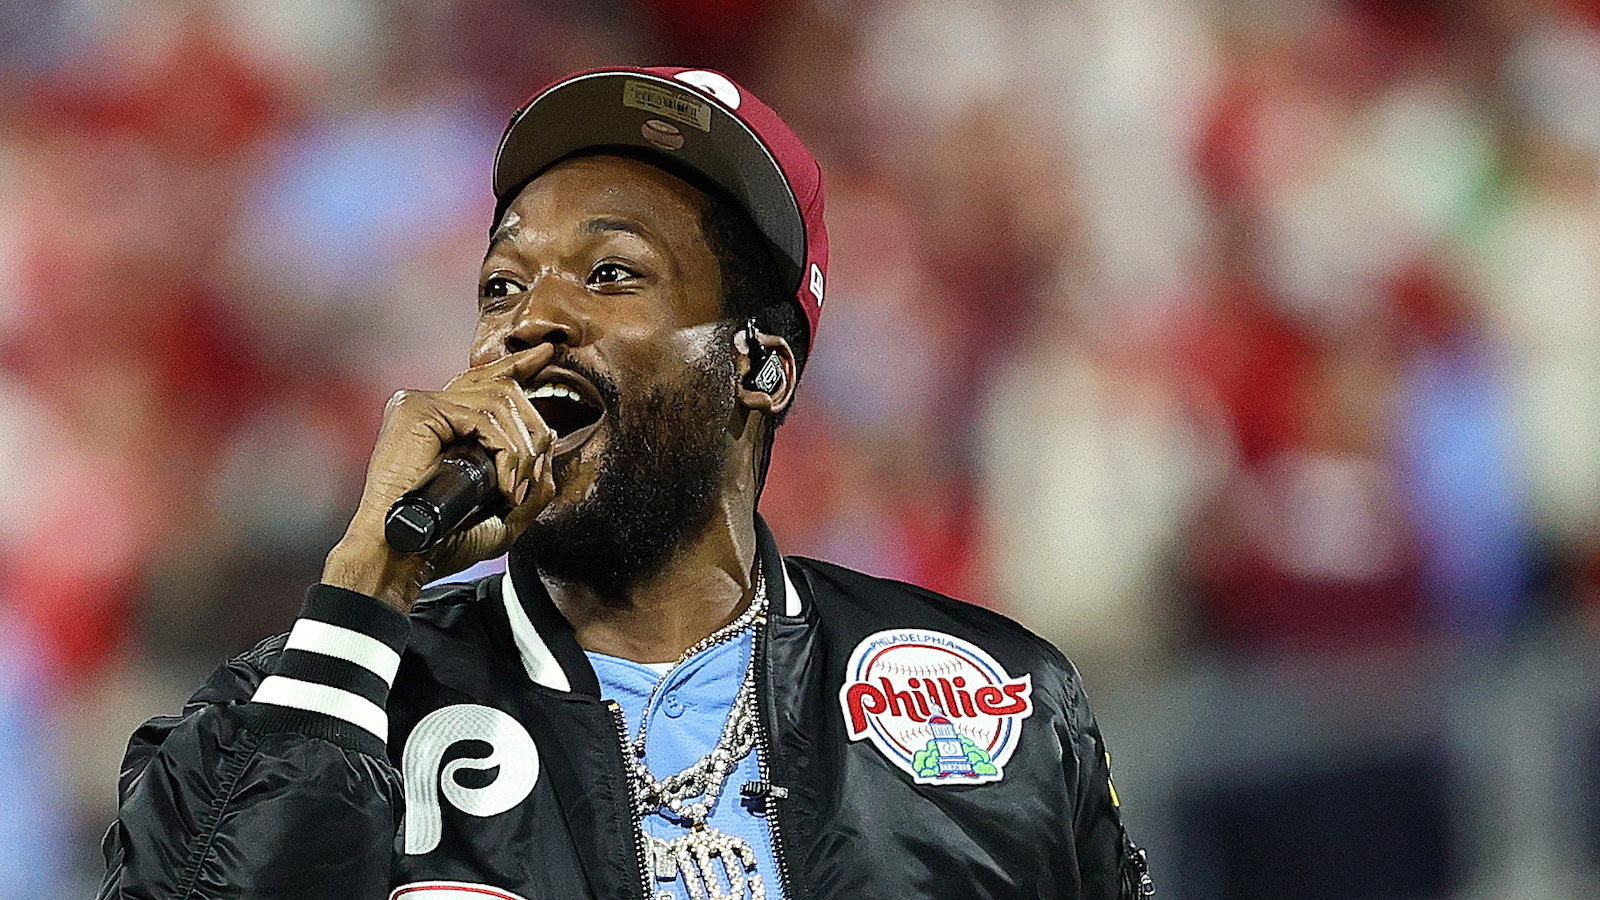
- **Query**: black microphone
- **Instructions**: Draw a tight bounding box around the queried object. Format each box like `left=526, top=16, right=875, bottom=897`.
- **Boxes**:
left=384, top=443, right=501, bottom=554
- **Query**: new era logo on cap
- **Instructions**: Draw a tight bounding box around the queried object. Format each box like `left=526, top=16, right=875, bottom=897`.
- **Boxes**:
left=673, top=69, right=742, bottom=109
left=492, top=66, right=828, bottom=350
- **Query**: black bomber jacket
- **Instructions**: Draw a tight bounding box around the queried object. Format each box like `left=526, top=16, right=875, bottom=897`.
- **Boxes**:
left=100, top=521, right=1153, bottom=899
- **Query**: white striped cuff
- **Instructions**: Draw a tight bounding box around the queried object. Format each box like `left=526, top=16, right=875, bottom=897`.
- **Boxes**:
left=253, top=675, right=390, bottom=742
left=285, top=618, right=403, bottom=685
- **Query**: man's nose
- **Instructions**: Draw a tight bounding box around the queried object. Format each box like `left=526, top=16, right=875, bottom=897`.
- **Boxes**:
left=503, top=287, right=587, bottom=353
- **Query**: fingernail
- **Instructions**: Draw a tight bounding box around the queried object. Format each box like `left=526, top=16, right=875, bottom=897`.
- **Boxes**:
left=515, top=480, right=530, bottom=504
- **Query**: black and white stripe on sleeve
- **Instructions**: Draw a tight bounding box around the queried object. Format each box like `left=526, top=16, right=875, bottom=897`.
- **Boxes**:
left=252, top=584, right=410, bottom=748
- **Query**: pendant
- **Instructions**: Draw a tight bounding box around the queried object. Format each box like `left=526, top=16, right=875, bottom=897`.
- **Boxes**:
left=645, top=829, right=765, bottom=900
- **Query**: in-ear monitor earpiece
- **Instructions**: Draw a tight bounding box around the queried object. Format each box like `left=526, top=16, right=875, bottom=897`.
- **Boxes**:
left=751, top=352, right=784, bottom=394
left=741, top=318, right=785, bottom=394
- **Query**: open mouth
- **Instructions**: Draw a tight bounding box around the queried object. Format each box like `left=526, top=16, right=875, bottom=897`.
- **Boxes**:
left=524, top=370, right=605, bottom=455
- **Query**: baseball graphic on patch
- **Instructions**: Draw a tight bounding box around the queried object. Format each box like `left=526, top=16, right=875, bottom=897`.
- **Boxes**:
left=840, top=629, right=1033, bottom=785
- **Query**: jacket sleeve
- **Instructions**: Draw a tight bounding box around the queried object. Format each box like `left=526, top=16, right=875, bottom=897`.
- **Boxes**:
left=1060, top=659, right=1155, bottom=900
left=98, top=585, right=410, bottom=900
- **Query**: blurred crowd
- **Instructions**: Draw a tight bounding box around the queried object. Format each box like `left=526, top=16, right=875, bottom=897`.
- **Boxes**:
left=6, top=0, right=1600, bottom=895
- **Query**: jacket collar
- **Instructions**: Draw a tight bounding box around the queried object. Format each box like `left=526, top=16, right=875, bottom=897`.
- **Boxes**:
left=499, top=515, right=804, bottom=697
left=756, top=513, right=806, bottom=619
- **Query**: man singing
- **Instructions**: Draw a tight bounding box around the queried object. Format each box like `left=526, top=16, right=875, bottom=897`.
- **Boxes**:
left=100, top=66, right=1152, bottom=900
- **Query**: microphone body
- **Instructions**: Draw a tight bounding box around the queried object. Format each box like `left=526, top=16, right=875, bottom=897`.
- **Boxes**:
left=385, top=443, right=499, bottom=554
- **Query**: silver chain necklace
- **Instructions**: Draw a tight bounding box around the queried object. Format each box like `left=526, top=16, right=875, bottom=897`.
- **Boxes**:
left=627, top=568, right=769, bottom=900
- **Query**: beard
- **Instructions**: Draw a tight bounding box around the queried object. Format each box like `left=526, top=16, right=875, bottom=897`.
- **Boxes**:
left=511, top=332, right=737, bottom=592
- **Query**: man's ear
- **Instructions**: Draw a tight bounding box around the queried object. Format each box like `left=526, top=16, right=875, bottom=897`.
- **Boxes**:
left=735, top=325, right=796, bottom=416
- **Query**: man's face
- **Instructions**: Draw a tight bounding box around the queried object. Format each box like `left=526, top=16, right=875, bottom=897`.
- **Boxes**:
left=470, top=154, right=738, bottom=586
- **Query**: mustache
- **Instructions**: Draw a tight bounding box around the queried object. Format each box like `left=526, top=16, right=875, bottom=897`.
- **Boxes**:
left=545, top=350, right=621, bottom=410
left=541, top=323, right=738, bottom=415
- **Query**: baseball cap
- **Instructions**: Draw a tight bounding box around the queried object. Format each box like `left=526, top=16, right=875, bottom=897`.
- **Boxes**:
left=492, top=66, right=829, bottom=350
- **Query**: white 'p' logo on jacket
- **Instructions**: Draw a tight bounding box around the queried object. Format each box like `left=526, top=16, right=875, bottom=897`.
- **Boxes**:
left=401, top=704, right=539, bottom=855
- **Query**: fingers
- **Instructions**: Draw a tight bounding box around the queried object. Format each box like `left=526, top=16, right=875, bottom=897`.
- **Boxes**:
left=430, top=392, right=550, bottom=509
left=420, top=395, right=557, bottom=579
left=360, top=376, right=552, bottom=535
left=329, top=345, right=564, bottom=608
left=503, top=438, right=556, bottom=531
left=445, top=343, right=557, bottom=391
left=496, top=376, right=553, bottom=497
left=440, top=344, right=557, bottom=503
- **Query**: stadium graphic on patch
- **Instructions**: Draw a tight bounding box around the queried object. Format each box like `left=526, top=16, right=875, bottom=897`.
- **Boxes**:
left=839, top=629, right=1033, bottom=785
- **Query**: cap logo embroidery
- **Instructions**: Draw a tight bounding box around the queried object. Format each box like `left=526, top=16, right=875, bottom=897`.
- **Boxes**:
left=640, top=119, right=685, bottom=151
left=840, top=629, right=1032, bottom=785
left=809, top=264, right=825, bottom=306
left=674, top=70, right=742, bottom=109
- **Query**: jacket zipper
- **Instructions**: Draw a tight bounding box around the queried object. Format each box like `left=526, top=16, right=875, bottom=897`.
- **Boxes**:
left=1120, top=832, right=1156, bottom=898
left=607, top=699, right=653, bottom=899
left=752, top=612, right=798, bottom=899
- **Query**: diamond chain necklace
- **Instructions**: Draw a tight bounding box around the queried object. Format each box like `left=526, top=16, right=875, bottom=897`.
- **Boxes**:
left=627, top=567, right=769, bottom=900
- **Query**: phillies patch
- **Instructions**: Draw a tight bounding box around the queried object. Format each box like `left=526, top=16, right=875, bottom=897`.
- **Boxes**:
left=840, top=629, right=1032, bottom=785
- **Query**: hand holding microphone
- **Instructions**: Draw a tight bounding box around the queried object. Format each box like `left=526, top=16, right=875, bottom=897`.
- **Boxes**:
left=384, top=442, right=504, bottom=554
left=322, top=344, right=557, bottom=611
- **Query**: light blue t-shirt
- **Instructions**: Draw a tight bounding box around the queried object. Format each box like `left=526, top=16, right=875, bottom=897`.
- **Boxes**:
left=586, top=628, right=787, bottom=900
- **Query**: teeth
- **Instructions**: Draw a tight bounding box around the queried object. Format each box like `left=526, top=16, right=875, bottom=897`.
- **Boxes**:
left=526, top=382, right=584, bottom=404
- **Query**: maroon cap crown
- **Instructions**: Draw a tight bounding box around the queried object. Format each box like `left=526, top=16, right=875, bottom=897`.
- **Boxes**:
left=493, top=66, right=828, bottom=349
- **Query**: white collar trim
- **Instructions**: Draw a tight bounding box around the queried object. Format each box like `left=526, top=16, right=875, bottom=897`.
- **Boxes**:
left=781, top=563, right=802, bottom=617
left=501, top=572, right=571, bottom=692
left=500, top=561, right=801, bottom=692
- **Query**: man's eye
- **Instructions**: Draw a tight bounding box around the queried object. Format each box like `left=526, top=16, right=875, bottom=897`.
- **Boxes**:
left=481, top=276, right=524, bottom=300
left=589, top=262, right=636, bottom=285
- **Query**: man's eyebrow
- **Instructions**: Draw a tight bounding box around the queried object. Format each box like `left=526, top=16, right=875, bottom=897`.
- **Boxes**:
left=583, top=216, right=648, bottom=238
left=484, top=217, right=648, bottom=261
left=484, top=219, right=521, bottom=260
